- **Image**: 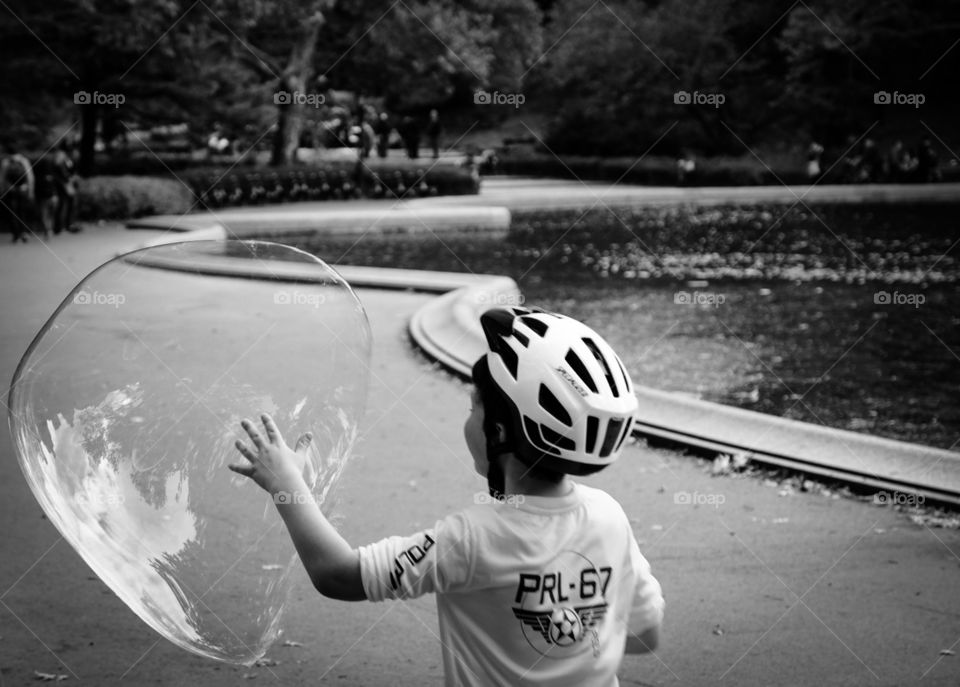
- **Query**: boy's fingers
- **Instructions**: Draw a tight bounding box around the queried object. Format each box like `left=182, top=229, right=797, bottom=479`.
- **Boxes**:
left=241, top=419, right=264, bottom=448
left=228, top=463, right=254, bottom=477
left=295, top=433, right=313, bottom=453
left=235, top=439, right=256, bottom=461
left=261, top=413, right=281, bottom=444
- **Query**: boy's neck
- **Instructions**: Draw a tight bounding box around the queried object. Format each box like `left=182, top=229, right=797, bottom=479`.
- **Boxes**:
left=501, top=454, right=573, bottom=498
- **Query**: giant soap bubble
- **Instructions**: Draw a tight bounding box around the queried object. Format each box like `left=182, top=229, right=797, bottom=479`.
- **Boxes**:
left=7, top=240, right=371, bottom=664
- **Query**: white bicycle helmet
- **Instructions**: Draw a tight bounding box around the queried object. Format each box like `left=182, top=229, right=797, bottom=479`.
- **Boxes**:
left=474, top=306, right=638, bottom=476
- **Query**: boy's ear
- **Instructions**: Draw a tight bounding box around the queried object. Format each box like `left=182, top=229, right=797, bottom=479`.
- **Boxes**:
left=494, top=422, right=508, bottom=444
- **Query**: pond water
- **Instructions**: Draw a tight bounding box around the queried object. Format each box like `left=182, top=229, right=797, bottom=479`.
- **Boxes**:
left=525, top=280, right=959, bottom=450
left=258, top=202, right=960, bottom=451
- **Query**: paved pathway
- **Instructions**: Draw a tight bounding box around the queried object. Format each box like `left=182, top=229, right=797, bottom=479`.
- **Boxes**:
left=437, top=177, right=960, bottom=209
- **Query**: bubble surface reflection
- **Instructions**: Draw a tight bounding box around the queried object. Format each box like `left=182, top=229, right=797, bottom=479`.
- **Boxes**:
left=8, top=241, right=371, bottom=664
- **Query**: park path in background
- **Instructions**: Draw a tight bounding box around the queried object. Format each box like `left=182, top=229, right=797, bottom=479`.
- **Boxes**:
left=445, top=177, right=960, bottom=209
left=0, top=225, right=958, bottom=686
left=129, top=179, right=960, bottom=236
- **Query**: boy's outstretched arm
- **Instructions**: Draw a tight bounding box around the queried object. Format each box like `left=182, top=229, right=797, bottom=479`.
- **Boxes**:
left=229, top=414, right=365, bottom=602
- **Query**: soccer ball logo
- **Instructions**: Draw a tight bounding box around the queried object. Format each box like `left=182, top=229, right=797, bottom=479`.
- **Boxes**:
left=549, top=607, right=583, bottom=646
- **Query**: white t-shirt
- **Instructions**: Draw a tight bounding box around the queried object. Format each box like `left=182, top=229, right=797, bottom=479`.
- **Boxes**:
left=358, top=482, right=664, bottom=686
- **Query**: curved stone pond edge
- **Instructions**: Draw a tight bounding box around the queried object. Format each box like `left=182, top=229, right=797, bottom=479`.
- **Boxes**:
left=126, top=221, right=960, bottom=507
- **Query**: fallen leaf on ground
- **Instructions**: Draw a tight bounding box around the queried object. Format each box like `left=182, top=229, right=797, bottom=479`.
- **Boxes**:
left=261, top=564, right=283, bottom=571
left=254, top=658, right=278, bottom=667
left=33, top=672, right=68, bottom=682
left=282, top=640, right=303, bottom=647
left=711, top=454, right=731, bottom=475
left=939, top=649, right=955, bottom=656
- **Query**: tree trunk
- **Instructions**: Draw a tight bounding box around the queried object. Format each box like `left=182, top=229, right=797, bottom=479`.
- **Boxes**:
left=78, top=103, right=99, bottom=176
left=270, top=11, right=326, bottom=167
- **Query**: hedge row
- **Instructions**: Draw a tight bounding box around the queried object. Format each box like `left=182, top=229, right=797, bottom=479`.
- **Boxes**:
left=76, top=162, right=478, bottom=220
left=77, top=176, right=193, bottom=220
left=179, top=161, right=478, bottom=209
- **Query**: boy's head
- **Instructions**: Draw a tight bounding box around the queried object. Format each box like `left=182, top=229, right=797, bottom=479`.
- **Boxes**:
left=468, top=307, right=638, bottom=497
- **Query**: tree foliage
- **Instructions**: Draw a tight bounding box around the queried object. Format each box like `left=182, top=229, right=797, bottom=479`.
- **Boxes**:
left=0, top=0, right=543, bottom=168
left=534, top=0, right=960, bottom=156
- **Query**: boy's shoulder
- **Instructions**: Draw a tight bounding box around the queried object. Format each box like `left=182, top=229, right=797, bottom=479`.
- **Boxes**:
left=573, top=482, right=620, bottom=503
left=574, top=484, right=633, bottom=527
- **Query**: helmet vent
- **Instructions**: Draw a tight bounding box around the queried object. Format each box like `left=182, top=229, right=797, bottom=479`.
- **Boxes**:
left=615, top=416, right=633, bottom=452
left=498, top=336, right=519, bottom=379
left=513, top=329, right=529, bottom=347
left=523, top=416, right=561, bottom=455
left=585, top=415, right=599, bottom=453
left=583, top=337, right=619, bottom=398
left=616, top=357, right=631, bottom=393
left=565, top=350, right=599, bottom=393
left=599, top=417, right=625, bottom=458
left=521, top=316, right=549, bottom=337
left=538, top=384, right=572, bottom=427
left=542, top=424, right=576, bottom=451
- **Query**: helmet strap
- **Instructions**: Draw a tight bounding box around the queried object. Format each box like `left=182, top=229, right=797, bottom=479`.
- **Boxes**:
left=486, top=442, right=510, bottom=500
left=487, top=461, right=505, bottom=500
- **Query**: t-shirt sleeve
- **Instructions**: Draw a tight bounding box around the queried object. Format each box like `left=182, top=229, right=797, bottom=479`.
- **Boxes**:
left=627, top=533, right=665, bottom=633
left=358, top=511, right=474, bottom=602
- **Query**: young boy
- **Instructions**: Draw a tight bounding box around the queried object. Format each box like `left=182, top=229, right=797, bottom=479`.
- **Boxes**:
left=230, top=307, right=664, bottom=685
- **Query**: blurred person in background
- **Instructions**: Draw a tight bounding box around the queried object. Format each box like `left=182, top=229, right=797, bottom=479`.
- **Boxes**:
left=916, top=138, right=940, bottom=182
left=805, top=142, right=824, bottom=181
left=0, top=145, right=37, bottom=242
left=374, top=111, right=392, bottom=158
left=426, top=108, right=442, bottom=159
left=36, top=142, right=80, bottom=236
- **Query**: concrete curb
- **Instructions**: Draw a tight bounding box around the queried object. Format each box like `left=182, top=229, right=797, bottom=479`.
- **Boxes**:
left=408, top=276, right=521, bottom=373
left=128, top=205, right=511, bottom=238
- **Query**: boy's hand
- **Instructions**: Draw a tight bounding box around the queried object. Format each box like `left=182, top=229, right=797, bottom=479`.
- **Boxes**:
left=229, top=413, right=312, bottom=496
